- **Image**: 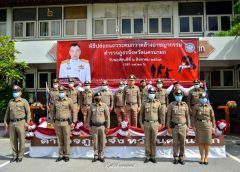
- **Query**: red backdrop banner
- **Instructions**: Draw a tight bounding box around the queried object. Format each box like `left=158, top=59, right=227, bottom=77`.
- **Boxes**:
left=57, top=39, right=199, bottom=85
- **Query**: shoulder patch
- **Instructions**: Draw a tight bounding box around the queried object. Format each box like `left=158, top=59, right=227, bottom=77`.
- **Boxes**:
left=61, top=59, right=70, bottom=64
left=80, top=59, right=89, bottom=63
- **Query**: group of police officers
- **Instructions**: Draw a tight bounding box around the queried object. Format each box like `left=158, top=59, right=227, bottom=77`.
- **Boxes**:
left=4, top=74, right=216, bottom=165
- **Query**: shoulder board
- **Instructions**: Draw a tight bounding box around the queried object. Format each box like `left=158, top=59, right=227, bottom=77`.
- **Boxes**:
left=61, top=59, right=70, bottom=64
left=80, top=59, right=89, bottom=63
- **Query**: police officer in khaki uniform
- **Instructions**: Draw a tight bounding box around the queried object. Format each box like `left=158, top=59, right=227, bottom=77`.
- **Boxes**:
left=139, top=79, right=147, bottom=103
left=155, top=79, right=168, bottom=123
left=139, top=87, right=164, bottom=163
left=123, top=74, right=141, bottom=127
left=80, top=81, right=94, bottom=125
left=100, top=80, right=113, bottom=112
left=192, top=92, right=215, bottom=165
left=52, top=86, right=76, bottom=162
left=114, top=81, right=126, bottom=124
left=167, top=89, right=190, bottom=165
left=49, top=79, right=59, bottom=121
left=87, top=92, right=110, bottom=163
left=188, top=80, right=205, bottom=123
left=4, top=85, right=31, bottom=163
left=67, top=78, right=80, bottom=120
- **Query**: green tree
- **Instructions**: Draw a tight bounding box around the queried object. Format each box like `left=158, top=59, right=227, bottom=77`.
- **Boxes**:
left=0, top=36, right=29, bottom=121
left=215, top=0, right=240, bottom=36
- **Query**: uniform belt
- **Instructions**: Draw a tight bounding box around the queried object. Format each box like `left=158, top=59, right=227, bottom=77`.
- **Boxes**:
left=161, top=103, right=166, bottom=105
left=144, top=120, right=158, bottom=123
left=73, top=102, right=78, bottom=104
left=197, top=119, right=209, bottom=122
left=83, top=104, right=90, bottom=106
left=173, top=122, right=186, bottom=127
left=126, top=102, right=137, bottom=105
left=10, top=118, right=25, bottom=122
left=55, top=118, right=69, bottom=122
left=91, top=121, right=106, bottom=127
left=115, top=106, right=123, bottom=108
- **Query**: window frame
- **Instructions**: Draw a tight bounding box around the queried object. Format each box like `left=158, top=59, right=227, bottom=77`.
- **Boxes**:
left=64, top=19, right=87, bottom=37
left=93, top=18, right=117, bottom=36
left=0, top=21, right=6, bottom=36
left=39, top=20, right=61, bottom=37
left=148, top=16, right=173, bottom=35
left=210, top=69, right=235, bottom=88
left=207, top=14, right=232, bottom=32
left=120, top=17, right=144, bottom=35
left=24, top=71, right=37, bottom=91
left=179, top=15, right=203, bottom=33
left=13, top=21, right=36, bottom=38
left=37, top=72, right=53, bottom=90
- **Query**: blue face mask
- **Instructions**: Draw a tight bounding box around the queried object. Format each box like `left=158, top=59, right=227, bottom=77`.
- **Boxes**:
left=148, top=94, right=155, bottom=100
left=200, top=98, right=208, bottom=104
left=175, top=96, right=183, bottom=102
left=58, top=93, right=65, bottom=98
left=13, top=92, right=20, bottom=98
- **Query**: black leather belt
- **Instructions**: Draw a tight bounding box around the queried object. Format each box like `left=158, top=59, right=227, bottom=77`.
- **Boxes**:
left=10, top=118, right=25, bottom=122
left=91, top=121, right=106, bottom=127
left=197, top=119, right=209, bottom=122
left=126, top=102, right=137, bottom=105
left=55, top=118, right=69, bottom=122
left=145, top=120, right=158, bottom=123
left=173, top=122, right=186, bottom=127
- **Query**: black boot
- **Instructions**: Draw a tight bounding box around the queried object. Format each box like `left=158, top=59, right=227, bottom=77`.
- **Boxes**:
left=179, top=159, right=185, bottom=165
left=10, top=157, right=17, bottom=163
left=173, top=159, right=178, bottom=164
left=98, top=158, right=105, bottom=163
left=144, top=158, right=150, bottom=163
left=56, top=157, right=64, bottom=162
left=64, top=157, right=70, bottom=162
left=92, top=157, right=98, bottom=162
left=16, top=158, right=22, bottom=163
left=150, top=158, right=157, bottom=163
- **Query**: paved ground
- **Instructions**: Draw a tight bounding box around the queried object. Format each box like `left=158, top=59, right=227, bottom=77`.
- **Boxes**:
left=0, top=135, right=240, bottom=172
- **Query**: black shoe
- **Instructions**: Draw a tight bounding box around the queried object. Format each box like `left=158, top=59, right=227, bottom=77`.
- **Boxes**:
left=92, top=158, right=98, bottom=162
left=204, top=162, right=208, bottom=165
left=98, top=158, right=105, bottom=163
left=199, top=161, right=204, bottom=165
left=173, top=159, right=178, bottom=164
left=150, top=158, right=157, bottom=163
left=179, top=160, right=185, bottom=165
left=64, top=157, right=69, bottom=162
left=144, top=158, right=150, bottom=163
left=10, top=158, right=17, bottom=163
left=16, top=158, right=22, bottom=163
left=55, top=157, right=64, bottom=162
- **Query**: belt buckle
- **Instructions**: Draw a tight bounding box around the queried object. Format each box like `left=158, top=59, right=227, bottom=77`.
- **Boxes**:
left=177, top=123, right=182, bottom=126
left=202, top=120, right=207, bottom=122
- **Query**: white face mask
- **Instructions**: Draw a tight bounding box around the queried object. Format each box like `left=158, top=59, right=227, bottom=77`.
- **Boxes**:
left=119, top=86, right=124, bottom=90
left=84, top=86, right=90, bottom=90
left=53, top=84, right=58, bottom=88
left=157, top=84, right=163, bottom=88
left=194, top=84, right=200, bottom=89
left=69, top=83, right=74, bottom=87
left=148, top=94, right=155, bottom=100
left=102, top=86, right=108, bottom=90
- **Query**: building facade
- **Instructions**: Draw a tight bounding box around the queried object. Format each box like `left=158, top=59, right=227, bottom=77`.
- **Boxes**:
left=0, top=0, right=240, bottom=129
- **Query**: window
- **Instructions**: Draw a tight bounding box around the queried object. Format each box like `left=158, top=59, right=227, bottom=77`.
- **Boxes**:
left=121, top=18, right=144, bottom=34
left=13, top=8, right=36, bottom=38
left=94, top=18, right=116, bottom=35
left=179, top=16, right=203, bottom=33
left=210, top=69, right=234, bottom=88
left=207, top=15, right=231, bottom=31
left=25, top=73, right=35, bottom=89
left=38, top=7, right=62, bottom=37
left=148, top=17, right=172, bottom=34
left=206, top=1, right=232, bottom=32
left=0, top=9, right=7, bottom=36
left=64, top=6, right=87, bottom=37
left=38, top=72, right=56, bottom=89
